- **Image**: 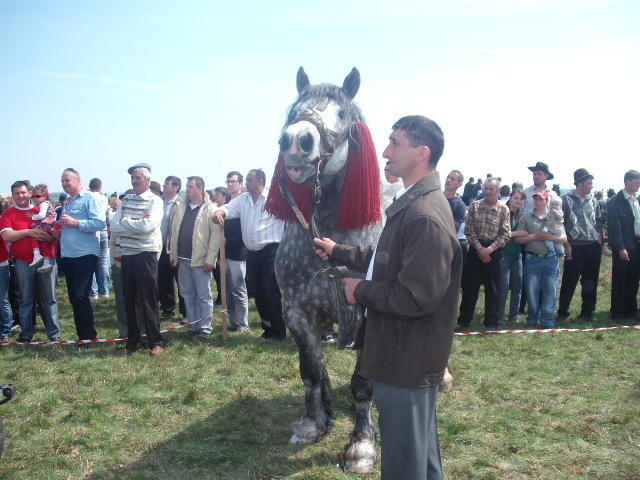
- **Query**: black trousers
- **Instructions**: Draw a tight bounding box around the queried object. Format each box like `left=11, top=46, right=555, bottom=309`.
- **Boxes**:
left=157, top=247, right=185, bottom=316
left=247, top=243, right=286, bottom=339
left=557, top=242, right=602, bottom=317
left=458, top=242, right=503, bottom=328
left=122, top=252, right=163, bottom=349
left=610, top=245, right=640, bottom=320
left=62, top=255, right=98, bottom=340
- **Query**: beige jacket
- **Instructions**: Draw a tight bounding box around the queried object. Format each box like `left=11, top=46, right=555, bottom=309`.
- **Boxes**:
left=169, top=193, right=221, bottom=267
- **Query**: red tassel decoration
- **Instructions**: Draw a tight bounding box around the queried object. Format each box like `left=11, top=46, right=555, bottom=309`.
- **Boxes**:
left=265, top=121, right=381, bottom=231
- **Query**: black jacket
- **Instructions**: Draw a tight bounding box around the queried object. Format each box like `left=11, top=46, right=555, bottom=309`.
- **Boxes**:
left=607, top=190, right=640, bottom=253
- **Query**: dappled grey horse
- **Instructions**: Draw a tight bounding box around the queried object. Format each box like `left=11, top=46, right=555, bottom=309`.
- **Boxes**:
left=265, top=67, right=452, bottom=473
left=265, top=67, right=382, bottom=473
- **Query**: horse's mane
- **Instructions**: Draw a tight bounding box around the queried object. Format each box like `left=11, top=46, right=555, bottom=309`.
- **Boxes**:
left=265, top=121, right=381, bottom=231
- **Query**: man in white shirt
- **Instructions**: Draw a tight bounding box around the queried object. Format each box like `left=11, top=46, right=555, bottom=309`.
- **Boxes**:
left=213, top=169, right=287, bottom=340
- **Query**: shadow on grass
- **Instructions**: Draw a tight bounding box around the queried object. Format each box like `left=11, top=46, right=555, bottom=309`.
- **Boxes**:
left=81, top=372, right=362, bottom=480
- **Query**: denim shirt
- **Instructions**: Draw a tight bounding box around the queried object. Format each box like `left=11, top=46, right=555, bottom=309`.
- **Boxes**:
left=60, top=190, right=107, bottom=258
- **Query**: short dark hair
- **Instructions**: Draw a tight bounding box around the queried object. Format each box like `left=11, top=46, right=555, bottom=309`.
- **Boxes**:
left=214, top=186, right=231, bottom=204
left=500, top=185, right=511, bottom=197
left=11, top=181, right=30, bottom=194
left=249, top=169, right=266, bottom=186
left=165, top=175, right=181, bottom=191
left=512, top=181, right=524, bottom=190
left=391, top=115, right=444, bottom=167
left=227, top=171, right=244, bottom=183
left=187, top=176, right=205, bottom=192
left=469, top=177, right=474, bottom=183
left=89, top=178, right=102, bottom=190
left=624, top=170, right=640, bottom=184
left=449, top=170, right=463, bottom=183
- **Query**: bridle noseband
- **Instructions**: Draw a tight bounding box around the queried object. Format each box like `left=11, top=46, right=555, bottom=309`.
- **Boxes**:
left=290, top=96, right=354, bottom=167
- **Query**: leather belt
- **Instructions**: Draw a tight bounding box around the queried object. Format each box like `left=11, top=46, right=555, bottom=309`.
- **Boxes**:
left=527, top=251, right=557, bottom=258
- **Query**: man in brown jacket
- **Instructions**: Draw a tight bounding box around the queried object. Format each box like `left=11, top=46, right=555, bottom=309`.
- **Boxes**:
left=314, top=115, right=462, bottom=480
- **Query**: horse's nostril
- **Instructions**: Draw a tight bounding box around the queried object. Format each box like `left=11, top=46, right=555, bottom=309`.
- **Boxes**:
left=299, top=132, right=314, bottom=154
left=279, top=134, right=291, bottom=153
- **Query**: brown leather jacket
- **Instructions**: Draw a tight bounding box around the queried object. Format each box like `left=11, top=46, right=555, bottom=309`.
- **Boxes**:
left=332, top=173, right=462, bottom=389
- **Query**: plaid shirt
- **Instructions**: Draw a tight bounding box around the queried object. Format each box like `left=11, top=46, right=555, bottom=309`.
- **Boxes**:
left=464, top=199, right=511, bottom=251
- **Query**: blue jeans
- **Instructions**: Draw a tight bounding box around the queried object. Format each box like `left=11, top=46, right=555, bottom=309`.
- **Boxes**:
left=178, top=259, right=213, bottom=334
left=498, top=256, right=522, bottom=322
left=0, top=264, right=13, bottom=338
left=14, top=259, right=60, bottom=341
left=90, top=230, right=110, bottom=296
left=524, top=254, right=559, bottom=328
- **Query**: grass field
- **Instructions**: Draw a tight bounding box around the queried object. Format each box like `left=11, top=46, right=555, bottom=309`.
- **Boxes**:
left=0, top=251, right=639, bottom=479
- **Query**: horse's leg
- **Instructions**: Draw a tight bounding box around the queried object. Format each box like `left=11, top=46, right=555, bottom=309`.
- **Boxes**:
left=288, top=315, right=333, bottom=444
left=344, top=350, right=377, bottom=474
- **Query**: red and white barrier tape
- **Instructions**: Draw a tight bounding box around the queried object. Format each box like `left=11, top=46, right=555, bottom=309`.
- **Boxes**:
left=0, top=309, right=242, bottom=347
left=455, top=324, right=639, bottom=336
left=2, top=318, right=637, bottom=347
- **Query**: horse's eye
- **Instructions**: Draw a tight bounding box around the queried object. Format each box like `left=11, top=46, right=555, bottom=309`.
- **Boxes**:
left=338, top=110, right=345, bottom=120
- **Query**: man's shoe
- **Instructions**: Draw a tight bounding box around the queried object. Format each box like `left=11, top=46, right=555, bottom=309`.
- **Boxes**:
left=556, top=314, right=568, bottom=323
left=485, top=327, right=498, bottom=332
left=150, top=345, right=164, bottom=356
left=454, top=323, right=466, bottom=332
left=227, top=324, right=240, bottom=332
left=1, top=336, right=10, bottom=344
left=99, top=294, right=110, bottom=299
left=49, top=336, right=61, bottom=343
left=116, top=347, right=133, bottom=356
left=578, top=313, right=596, bottom=322
left=89, top=295, right=99, bottom=303
left=198, top=332, right=210, bottom=340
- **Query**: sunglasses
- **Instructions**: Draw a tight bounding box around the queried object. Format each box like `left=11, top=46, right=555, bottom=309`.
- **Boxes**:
left=32, top=194, right=45, bottom=198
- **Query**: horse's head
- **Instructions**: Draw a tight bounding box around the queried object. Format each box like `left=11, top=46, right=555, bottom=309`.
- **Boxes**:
left=278, top=67, right=362, bottom=184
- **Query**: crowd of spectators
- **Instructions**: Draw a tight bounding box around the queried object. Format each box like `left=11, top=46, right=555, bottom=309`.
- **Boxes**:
left=0, top=161, right=638, bottom=350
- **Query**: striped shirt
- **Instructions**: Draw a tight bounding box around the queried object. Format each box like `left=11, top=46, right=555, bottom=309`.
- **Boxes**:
left=219, top=188, right=285, bottom=252
left=464, top=199, right=511, bottom=251
left=110, top=189, right=163, bottom=255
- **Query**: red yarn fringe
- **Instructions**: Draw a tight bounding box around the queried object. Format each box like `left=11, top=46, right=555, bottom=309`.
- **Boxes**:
left=264, top=121, right=381, bottom=231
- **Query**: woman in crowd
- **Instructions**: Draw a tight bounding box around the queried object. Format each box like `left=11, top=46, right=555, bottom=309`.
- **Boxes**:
left=516, top=191, right=567, bottom=328
left=498, top=188, right=528, bottom=325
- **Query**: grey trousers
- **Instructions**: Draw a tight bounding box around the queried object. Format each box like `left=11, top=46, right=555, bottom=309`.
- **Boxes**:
left=226, top=259, right=248, bottom=327
left=372, top=381, right=443, bottom=480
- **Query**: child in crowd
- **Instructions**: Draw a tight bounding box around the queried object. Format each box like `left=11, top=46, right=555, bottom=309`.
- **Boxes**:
left=542, top=197, right=565, bottom=257
left=29, top=184, right=60, bottom=273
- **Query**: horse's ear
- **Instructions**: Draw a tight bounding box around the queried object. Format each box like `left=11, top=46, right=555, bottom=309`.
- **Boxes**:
left=342, top=67, right=360, bottom=99
left=297, top=67, right=310, bottom=93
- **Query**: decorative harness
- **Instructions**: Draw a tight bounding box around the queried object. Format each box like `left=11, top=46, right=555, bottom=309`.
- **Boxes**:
left=277, top=96, right=362, bottom=347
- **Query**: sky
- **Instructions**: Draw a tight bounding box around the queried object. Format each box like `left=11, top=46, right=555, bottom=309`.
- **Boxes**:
left=1, top=0, right=639, bottom=197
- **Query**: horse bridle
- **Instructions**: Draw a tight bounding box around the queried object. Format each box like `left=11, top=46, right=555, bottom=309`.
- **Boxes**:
left=278, top=96, right=362, bottom=346
left=289, top=96, right=359, bottom=169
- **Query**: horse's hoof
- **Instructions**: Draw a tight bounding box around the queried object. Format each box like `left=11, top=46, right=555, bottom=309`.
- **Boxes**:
left=289, top=418, right=323, bottom=445
left=438, top=364, right=454, bottom=393
left=344, top=440, right=377, bottom=474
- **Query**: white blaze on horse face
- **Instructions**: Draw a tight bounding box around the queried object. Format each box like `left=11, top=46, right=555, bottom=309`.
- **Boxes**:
left=281, top=100, right=349, bottom=183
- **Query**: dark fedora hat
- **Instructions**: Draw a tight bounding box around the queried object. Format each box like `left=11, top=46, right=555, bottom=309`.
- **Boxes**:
left=127, top=162, right=152, bottom=175
left=573, top=168, right=594, bottom=185
left=528, top=162, right=554, bottom=180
